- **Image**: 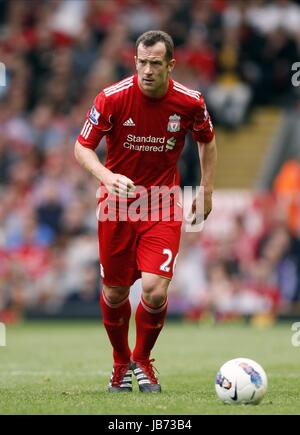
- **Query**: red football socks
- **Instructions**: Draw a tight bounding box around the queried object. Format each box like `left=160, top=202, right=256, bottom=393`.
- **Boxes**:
left=132, top=296, right=168, bottom=362
left=100, top=291, right=131, bottom=364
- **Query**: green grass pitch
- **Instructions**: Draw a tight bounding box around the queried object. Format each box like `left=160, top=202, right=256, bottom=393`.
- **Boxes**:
left=0, top=320, right=299, bottom=415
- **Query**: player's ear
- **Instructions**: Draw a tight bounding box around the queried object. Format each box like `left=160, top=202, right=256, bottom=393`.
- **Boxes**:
left=134, top=56, right=138, bottom=70
left=168, top=59, right=176, bottom=73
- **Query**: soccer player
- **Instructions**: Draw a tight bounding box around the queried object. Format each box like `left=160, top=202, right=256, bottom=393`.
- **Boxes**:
left=74, top=30, right=217, bottom=393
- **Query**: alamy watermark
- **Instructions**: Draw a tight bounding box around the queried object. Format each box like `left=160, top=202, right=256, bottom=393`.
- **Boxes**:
left=291, top=62, right=300, bottom=87
left=0, top=322, right=6, bottom=346
left=291, top=322, right=300, bottom=347
left=0, top=62, right=6, bottom=87
left=96, top=185, right=207, bottom=232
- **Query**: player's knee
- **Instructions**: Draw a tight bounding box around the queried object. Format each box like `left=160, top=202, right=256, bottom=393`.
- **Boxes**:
left=142, top=282, right=168, bottom=307
left=103, top=285, right=130, bottom=304
left=142, top=274, right=170, bottom=307
left=143, top=291, right=166, bottom=307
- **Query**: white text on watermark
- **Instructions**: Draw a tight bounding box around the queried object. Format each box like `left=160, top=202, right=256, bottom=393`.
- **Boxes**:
left=0, top=323, right=6, bottom=346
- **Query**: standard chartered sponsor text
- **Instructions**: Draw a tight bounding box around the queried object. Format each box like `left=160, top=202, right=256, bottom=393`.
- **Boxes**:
left=123, top=134, right=165, bottom=152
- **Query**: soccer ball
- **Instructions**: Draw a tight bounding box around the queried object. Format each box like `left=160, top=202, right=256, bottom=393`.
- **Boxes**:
left=215, top=358, right=267, bottom=405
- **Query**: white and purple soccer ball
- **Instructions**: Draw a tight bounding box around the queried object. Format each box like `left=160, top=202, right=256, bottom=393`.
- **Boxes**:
left=215, top=358, right=268, bottom=405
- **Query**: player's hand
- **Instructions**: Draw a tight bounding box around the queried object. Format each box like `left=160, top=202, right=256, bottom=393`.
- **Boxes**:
left=103, top=172, right=136, bottom=198
left=190, top=189, right=212, bottom=225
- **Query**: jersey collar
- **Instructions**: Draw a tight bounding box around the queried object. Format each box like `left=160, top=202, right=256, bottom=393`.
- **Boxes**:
left=134, top=74, right=173, bottom=102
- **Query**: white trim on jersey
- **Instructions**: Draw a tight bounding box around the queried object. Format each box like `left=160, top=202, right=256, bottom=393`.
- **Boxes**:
left=173, top=84, right=201, bottom=99
left=173, top=81, right=201, bottom=99
left=173, top=85, right=200, bottom=101
left=103, top=76, right=133, bottom=93
left=104, top=77, right=134, bottom=95
left=104, top=82, right=134, bottom=97
left=80, top=120, right=93, bottom=139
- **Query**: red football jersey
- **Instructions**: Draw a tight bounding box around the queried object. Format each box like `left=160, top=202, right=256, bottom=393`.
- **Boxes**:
left=78, top=74, right=214, bottom=189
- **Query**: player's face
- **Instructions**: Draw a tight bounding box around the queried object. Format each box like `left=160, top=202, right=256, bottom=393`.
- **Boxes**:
left=135, top=42, right=175, bottom=98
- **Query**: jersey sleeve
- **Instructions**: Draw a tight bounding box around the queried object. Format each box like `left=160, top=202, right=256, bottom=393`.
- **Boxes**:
left=77, top=92, right=113, bottom=150
left=191, top=95, right=215, bottom=144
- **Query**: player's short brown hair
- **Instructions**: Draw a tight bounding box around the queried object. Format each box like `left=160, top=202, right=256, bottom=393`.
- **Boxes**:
left=136, top=30, right=174, bottom=62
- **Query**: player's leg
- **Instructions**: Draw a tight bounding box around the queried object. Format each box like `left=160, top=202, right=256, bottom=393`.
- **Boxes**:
left=97, top=218, right=139, bottom=392
left=101, top=284, right=134, bottom=392
left=101, top=285, right=131, bottom=364
left=131, top=273, right=170, bottom=393
left=132, top=216, right=182, bottom=392
left=133, top=272, right=169, bottom=362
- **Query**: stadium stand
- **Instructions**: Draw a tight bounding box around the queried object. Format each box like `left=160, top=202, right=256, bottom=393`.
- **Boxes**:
left=1, top=0, right=300, bottom=323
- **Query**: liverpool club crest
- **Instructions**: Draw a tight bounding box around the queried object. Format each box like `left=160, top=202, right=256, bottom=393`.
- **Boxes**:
left=167, top=114, right=181, bottom=132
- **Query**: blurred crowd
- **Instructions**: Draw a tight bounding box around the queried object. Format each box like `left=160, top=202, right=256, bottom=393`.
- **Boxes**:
left=170, top=192, right=300, bottom=324
left=1, top=0, right=300, bottom=322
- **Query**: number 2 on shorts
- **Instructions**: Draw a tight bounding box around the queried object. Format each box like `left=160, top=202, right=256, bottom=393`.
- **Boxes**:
left=160, top=249, right=172, bottom=272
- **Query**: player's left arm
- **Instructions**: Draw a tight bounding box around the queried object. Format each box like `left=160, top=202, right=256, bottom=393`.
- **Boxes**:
left=190, top=96, right=217, bottom=223
left=196, top=135, right=217, bottom=221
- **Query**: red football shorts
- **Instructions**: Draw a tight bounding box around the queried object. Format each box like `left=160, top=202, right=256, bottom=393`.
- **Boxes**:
left=97, top=203, right=183, bottom=287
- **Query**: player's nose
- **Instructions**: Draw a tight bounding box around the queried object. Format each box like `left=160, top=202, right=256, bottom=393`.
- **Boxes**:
left=144, top=63, right=152, bottom=75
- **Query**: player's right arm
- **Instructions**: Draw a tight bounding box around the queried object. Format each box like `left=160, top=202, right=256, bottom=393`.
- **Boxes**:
left=74, top=92, right=135, bottom=196
left=74, top=141, right=134, bottom=196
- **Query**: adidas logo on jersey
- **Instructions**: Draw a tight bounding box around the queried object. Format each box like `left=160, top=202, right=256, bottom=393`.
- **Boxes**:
left=123, top=118, right=135, bottom=126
